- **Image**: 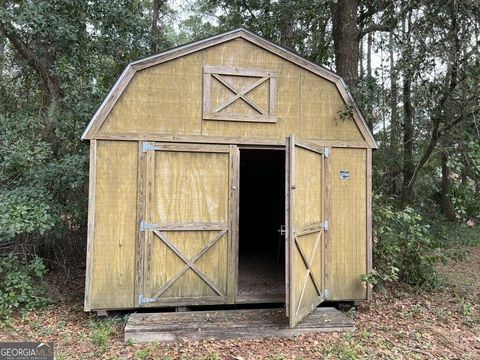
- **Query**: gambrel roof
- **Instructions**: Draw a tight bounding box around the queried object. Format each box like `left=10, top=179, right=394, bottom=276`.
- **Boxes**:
left=82, top=28, right=377, bottom=148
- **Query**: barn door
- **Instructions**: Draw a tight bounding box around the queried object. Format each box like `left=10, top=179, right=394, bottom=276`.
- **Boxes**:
left=286, top=135, right=327, bottom=328
left=137, top=142, right=238, bottom=307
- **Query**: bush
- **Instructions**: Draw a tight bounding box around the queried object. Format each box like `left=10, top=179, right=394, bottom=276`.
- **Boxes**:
left=0, top=254, right=50, bottom=322
left=365, top=196, right=446, bottom=288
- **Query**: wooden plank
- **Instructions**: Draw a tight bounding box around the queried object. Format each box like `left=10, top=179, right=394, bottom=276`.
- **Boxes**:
left=203, top=73, right=211, bottom=114
left=324, top=147, right=331, bottom=299
left=269, top=76, right=277, bottom=115
left=366, top=148, right=373, bottom=301
left=229, top=146, right=239, bottom=303
left=152, top=142, right=230, bottom=153
left=284, top=136, right=293, bottom=317
left=135, top=142, right=147, bottom=307
left=84, top=140, right=97, bottom=311
left=203, top=112, right=277, bottom=123
left=146, top=222, right=228, bottom=231
left=90, top=141, right=137, bottom=310
left=296, top=223, right=324, bottom=237
left=124, top=307, right=354, bottom=343
left=204, top=65, right=277, bottom=78
left=294, top=137, right=325, bottom=154
left=144, top=149, right=155, bottom=289
left=93, top=134, right=369, bottom=149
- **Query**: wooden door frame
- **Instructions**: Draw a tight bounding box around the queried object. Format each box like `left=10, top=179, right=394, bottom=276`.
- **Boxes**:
left=135, top=141, right=239, bottom=307
left=234, top=145, right=287, bottom=304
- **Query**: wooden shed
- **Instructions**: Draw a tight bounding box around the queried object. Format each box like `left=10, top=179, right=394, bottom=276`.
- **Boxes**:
left=82, top=28, right=377, bottom=328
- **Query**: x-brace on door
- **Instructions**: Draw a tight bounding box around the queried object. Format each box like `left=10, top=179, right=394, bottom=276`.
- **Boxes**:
left=286, top=135, right=328, bottom=328
left=136, top=142, right=238, bottom=307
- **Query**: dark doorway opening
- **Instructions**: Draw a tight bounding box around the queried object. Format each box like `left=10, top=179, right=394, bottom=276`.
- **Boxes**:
left=237, top=149, right=286, bottom=303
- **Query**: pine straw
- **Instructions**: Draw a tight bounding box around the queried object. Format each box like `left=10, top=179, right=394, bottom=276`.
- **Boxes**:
left=1, top=246, right=479, bottom=359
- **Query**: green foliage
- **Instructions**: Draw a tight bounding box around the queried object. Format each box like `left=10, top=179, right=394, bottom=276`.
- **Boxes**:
left=89, top=318, right=118, bottom=353
left=368, top=196, right=446, bottom=288
left=0, top=255, right=50, bottom=322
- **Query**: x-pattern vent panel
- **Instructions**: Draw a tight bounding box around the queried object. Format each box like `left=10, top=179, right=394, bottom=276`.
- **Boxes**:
left=203, top=65, right=277, bottom=123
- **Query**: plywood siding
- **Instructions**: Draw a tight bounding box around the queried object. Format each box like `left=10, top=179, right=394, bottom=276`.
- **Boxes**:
left=327, top=148, right=367, bottom=300
left=97, top=38, right=365, bottom=144
left=143, top=149, right=231, bottom=303
left=90, top=141, right=137, bottom=309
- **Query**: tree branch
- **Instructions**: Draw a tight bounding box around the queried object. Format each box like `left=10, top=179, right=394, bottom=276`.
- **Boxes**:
left=0, top=20, right=63, bottom=106
left=359, top=23, right=393, bottom=39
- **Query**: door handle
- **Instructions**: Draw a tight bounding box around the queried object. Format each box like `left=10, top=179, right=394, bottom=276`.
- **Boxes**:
left=278, top=225, right=286, bottom=236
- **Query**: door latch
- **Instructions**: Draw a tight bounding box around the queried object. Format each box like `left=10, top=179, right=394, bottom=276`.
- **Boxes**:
left=278, top=225, right=286, bottom=236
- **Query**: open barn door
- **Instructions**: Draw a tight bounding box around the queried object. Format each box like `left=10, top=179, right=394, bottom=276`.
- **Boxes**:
left=136, top=142, right=238, bottom=307
left=286, top=136, right=327, bottom=328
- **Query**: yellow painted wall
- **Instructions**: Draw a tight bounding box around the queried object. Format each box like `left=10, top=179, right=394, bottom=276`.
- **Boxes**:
left=97, top=38, right=365, bottom=143
left=90, top=141, right=137, bottom=309
left=326, top=148, right=367, bottom=300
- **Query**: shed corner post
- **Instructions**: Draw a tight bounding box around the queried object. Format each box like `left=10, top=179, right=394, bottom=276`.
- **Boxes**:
left=84, top=139, right=97, bottom=312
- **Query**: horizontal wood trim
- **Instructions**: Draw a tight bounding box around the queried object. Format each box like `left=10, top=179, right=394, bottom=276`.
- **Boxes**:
left=92, top=134, right=370, bottom=148
left=142, top=296, right=231, bottom=307
left=204, top=65, right=277, bottom=78
left=203, top=112, right=277, bottom=123
left=150, top=222, right=228, bottom=231
left=151, top=142, right=230, bottom=153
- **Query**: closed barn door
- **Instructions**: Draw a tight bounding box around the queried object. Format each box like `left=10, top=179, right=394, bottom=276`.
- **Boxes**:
left=137, top=143, right=238, bottom=307
left=286, top=136, right=327, bottom=328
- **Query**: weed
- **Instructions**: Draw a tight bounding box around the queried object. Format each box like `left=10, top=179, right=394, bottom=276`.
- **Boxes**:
left=89, top=319, right=117, bottom=353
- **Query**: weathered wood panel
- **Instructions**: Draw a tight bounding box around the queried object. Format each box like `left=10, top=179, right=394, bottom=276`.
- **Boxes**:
left=98, top=53, right=203, bottom=135
left=125, top=307, right=354, bottom=343
left=299, top=70, right=364, bottom=141
left=143, top=148, right=232, bottom=304
left=327, top=148, right=367, bottom=300
left=288, top=138, right=325, bottom=327
left=90, top=141, right=137, bottom=309
left=96, top=38, right=367, bottom=144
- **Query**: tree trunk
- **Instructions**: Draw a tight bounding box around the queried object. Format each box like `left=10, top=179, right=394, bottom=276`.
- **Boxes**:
left=330, top=0, right=360, bottom=86
left=441, top=150, right=457, bottom=221
left=151, top=0, right=167, bottom=53
left=401, top=70, right=415, bottom=205
left=389, top=31, right=399, bottom=195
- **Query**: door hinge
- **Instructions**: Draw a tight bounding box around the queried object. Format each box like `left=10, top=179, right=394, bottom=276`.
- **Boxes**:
left=138, top=294, right=156, bottom=306
left=323, top=147, right=330, bottom=158
left=322, top=221, right=329, bottom=231
left=323, top=288, right=330, bottom=300
left=140, top=220, right=155, bottom=232
left=142, top=142, right=160, bottom=152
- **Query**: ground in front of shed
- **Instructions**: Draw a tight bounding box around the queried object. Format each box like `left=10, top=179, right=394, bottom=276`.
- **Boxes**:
left=1, top=245, right=479, bottom=359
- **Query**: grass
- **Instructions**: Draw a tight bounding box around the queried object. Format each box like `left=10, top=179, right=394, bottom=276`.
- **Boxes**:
left=89, top=318, right=118, bottom=353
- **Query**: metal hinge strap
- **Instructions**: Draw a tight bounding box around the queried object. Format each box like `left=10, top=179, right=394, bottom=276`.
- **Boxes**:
left=142, top=142, right=160, bottom=152
left=323, top=147, right=330, bottom=158
left=322, top=221, right=329, bottom=231
left=323, top=288, right=330, bottom=300
left=140, top=220, right=155, bottom=232
left=138, top=294, right=157, bottom=306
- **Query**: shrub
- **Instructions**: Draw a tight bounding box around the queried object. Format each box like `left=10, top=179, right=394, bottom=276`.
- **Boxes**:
left=365, top=196, right=446, bottom=288
left=0, top=254, right=50, bottom=322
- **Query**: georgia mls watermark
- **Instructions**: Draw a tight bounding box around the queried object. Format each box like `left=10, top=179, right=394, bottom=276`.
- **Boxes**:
left=0, top=343, right=53, bottom=360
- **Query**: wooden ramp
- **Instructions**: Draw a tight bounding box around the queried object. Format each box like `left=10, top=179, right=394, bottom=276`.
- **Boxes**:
left=125, top=308, right=354, bottom=343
